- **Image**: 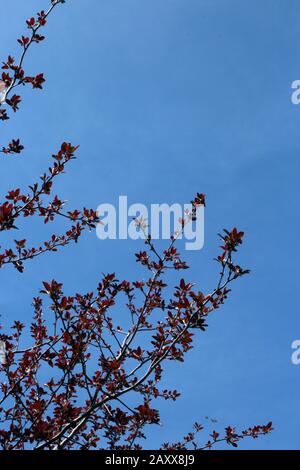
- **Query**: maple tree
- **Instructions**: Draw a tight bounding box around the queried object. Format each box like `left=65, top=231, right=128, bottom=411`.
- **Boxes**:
left=0, top=0, right=272, bottom=450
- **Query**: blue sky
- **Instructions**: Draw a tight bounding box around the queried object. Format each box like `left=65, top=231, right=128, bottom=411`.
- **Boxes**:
left=1, top=0, right=300, bottom=449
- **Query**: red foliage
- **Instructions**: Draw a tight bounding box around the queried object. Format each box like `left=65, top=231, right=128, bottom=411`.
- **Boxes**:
left=0, top=0, right=272, bottom=450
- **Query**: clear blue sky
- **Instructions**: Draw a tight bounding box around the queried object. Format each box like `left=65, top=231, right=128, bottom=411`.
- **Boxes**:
left=1, top=0, right=300, bottom=449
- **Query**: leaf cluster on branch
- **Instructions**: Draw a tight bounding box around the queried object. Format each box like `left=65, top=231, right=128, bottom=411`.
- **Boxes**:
left=0, top=0, right=272, bottom=450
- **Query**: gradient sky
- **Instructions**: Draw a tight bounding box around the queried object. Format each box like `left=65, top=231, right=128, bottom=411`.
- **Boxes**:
left=1, top=0, right=300, bottom=449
